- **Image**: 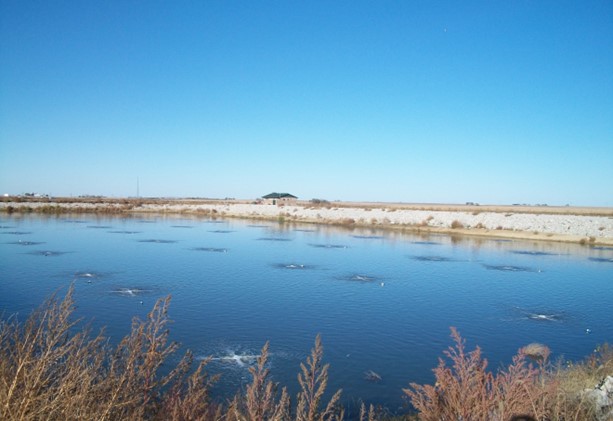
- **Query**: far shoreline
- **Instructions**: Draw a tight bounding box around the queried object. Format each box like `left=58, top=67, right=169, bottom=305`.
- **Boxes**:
left=1, top=197, right=612, bottom=246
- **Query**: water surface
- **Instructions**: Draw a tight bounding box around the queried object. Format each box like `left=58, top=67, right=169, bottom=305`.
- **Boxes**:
left=1, top=215, right=611, bottom=414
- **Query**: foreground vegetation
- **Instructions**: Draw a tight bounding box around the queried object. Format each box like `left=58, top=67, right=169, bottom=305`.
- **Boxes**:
left=1, top=289, right=611, bottom=420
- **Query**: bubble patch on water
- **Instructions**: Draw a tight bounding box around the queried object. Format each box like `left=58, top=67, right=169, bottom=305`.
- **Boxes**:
left=27, top=250, right=70, bottom=257
left=338, top=274, right=380, bottom=283
left=7, top=240, right=45, bottom=246
left=588, top=257, right=613, bottom=263
left=411, top=255, right=455, bottom=262
left=2, top=231, right=32, bottom=235
left=508, top=307, right=567, bottom=323
left=509, top=250, right=558, bottom=256
left=309, top=243, right=348, bottom=249
left=483, top=264, right=540, bottom=273
left=272, top=263, right=311, bottom=270
left=191, top=247, right=228, bottom=253
left=110, top=287, right=153, bottom=297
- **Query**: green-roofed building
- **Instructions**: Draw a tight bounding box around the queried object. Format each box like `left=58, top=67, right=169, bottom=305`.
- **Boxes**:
left=261, top=192, right=298, bottom=205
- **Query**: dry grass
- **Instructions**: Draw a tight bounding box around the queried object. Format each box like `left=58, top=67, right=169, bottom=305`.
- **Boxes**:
left=0, top=288, right=344, bottom=421
left=2, top=292, right=611, bottom=421
left=404, top=328, right=611, bottom=421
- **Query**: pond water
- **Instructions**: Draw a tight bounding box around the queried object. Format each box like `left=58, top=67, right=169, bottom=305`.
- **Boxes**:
left=1, top=214, right=612, bottom=414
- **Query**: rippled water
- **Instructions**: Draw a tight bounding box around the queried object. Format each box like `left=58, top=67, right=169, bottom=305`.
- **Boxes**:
left=1, top=214, right=612, bottom=414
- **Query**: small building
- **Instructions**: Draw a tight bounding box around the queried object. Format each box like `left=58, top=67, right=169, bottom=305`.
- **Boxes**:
left=261, top=192, right=298, bottom=205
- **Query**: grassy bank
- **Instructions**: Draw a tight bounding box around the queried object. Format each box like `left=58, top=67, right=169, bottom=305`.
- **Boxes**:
left=1, top=289, right=611, bottom=420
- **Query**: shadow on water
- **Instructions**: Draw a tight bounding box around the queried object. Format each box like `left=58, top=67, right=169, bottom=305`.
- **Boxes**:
left=208, top=230, right=234, bottom=234
left=2, top=231, right=32, bottom=235
left=351, top=235, right=384, bottom=239
left=257, top=237, right=292, bottom=242
left=411, top=241, right=442, bottom=245
left=137, top=239, right=178, bottom=244
left=108, top=230, right=141, bottom=234
left=87, top=225, right=113, bottom=229
left=171, top=225, right=194, bottom=229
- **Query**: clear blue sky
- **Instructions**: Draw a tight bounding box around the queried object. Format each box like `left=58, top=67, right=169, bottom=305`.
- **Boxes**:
left=1, top=1, right=612, bottom=206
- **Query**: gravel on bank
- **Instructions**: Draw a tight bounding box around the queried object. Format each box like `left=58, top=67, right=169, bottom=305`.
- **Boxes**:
left=2, top=199, right=612, bottom=246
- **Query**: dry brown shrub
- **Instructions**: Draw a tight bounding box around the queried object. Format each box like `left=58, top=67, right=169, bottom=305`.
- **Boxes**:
left=0, top=288, right=216, bottom=421
left=450, top=220, right=464, bottom=229
left=403, top=328, right=553, bottom=421
left=296, top=334, right=344, bottom=421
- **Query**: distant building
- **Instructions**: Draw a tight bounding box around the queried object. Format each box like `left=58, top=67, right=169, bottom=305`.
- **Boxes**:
left=261, top=192, right=298, bottom=205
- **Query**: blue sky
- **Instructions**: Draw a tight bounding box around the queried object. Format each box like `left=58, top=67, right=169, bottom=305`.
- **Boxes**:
left=1, top=1, right=612, bottom=205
